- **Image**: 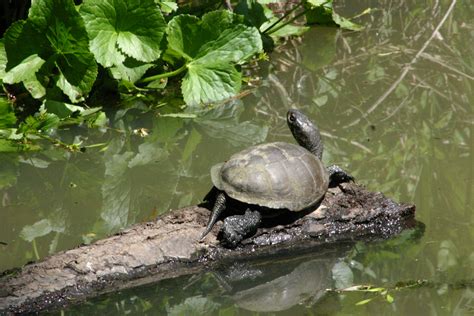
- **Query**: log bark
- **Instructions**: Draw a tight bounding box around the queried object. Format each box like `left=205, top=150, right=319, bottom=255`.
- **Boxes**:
left=0, top=183, right=417, bottom=314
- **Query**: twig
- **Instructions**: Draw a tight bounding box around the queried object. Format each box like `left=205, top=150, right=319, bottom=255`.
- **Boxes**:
left=345, top=0, right=458, bottom=128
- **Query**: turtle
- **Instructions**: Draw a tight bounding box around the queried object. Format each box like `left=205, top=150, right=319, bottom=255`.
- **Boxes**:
left=200, top=109, right=353, bottom=247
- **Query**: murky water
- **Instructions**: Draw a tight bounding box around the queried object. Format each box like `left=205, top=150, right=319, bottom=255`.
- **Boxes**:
left=1, top=1, right=473, bottom=314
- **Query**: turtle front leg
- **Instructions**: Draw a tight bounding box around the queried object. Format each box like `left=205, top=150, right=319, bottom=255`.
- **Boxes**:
left=327, top=165, right=354, bottom=187
left=200, top=192, right=227, bottom=240
left=221, top=209, right=262, bottom=248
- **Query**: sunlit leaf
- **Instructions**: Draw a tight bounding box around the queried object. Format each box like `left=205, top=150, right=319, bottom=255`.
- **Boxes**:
left=19, top=112, right=60, bottom=134
left=156, top=0, right=178, bottom=14
left=4, top=0, right=97, bottom=102
left=3, top=54, right=45, bottom=84
left=166, top=11, right=262, bottom=106
left=80, top=0, right=166, bottom=67
left=3, top=54, right=46, bottom=98
left=182, top=62, right=242, bottom=106
left=110, top=59, right=154, bottom=83
left=197, top=25, right=262, bottom=65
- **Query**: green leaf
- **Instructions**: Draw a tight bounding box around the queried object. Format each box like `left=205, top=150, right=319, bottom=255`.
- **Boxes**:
left=261, top=18, right=309, bottom=38
left=156, top=0, right=178, bottom=14
left=80, top=0, right=166, bottom=67
left=89, top=111, right=107, bottom=128
left=182, top=62, right=241, bottom=107
left=3, top=54, right=46, bottom=98
left=19, top=112, right=60, bottom=134
left=2, top=23, right=44, bottom=98
left=110, top=58, right=154, bottom=83
left=166, top=11, right=244, bottom=61
left=43, top=100, right=83, bottom=119
left=167, top=15, right=204, bottom=61
left=196, top=25, right=263, bottom=65
left=235, top=0, right=269, bottom=28
left=20, top=218, right=65, bottom=242
left=0, top=98, right=17, bottom=129
left=305, top=0, right=363, bottom=31
left=0, top=39, right=6, bottom=80
left=4, top=0, right=98, bottom=103
left=331, top=11, right=363, bottom=31
left=386, top=294, right=394, bottom=303
left=355, top=298, right=374, bottom=306
left=0, top=139, right=24, bottom=153
left=165, top=10, right=262, bottom=106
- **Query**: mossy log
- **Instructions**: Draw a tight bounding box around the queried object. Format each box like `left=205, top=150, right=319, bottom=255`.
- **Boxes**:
left=0, top=183, right=417, bottom=314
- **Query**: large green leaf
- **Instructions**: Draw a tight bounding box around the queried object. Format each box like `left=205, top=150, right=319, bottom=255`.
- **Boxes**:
left=167, top=11, right=262, bottom=107
left=80, top=0, right=166, bottom=67
left=196, top=25, right=263, bottom=64
left=4, top=0, right=97, bottom=103
left=166, top=11, right=243, bottom=61
left=182, top=62, right=241, bottom=106
left=166, top=15, right=204, bottom=61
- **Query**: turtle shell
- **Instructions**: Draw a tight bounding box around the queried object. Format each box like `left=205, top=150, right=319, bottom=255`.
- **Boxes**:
left=211, top=142, right=329, bottom=211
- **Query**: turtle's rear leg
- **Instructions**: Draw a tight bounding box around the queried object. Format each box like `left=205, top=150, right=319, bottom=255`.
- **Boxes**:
left=220, top=209, right=262, bottom=248
left=327, top=165, right=354, bottom=187
left=200, top=192, right=227, bottom=240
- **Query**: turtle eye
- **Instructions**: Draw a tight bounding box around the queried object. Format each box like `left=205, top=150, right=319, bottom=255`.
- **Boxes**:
left=289, top=113, right=296, bottom=122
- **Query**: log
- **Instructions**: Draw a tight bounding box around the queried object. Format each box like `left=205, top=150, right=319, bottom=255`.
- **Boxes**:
left=0, top=183, right=417, bottom=314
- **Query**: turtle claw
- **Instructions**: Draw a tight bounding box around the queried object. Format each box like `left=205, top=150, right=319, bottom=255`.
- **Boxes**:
left=327, top=164, right=354, bottom=187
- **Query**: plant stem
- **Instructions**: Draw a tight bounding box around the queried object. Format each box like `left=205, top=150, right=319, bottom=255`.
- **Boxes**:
left=268, top=9, right=308, bottom=35
left=139, top=63, right=188, bottom=84
left=32, top=239, right=40, bottom=260
left=262, top=1, right=304, bottom=34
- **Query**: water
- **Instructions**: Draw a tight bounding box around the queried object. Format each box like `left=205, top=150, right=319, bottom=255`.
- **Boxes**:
left=1, top=1, right=473, bottom=314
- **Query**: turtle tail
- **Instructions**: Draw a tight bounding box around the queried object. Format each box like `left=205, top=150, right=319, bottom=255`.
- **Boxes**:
left=200, top=192, right=226, bottom=240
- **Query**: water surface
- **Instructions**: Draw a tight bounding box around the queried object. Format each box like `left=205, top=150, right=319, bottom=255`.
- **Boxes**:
left=1, top=0, right=473, bottom=314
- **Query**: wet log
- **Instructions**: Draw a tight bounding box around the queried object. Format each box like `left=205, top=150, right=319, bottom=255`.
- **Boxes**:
left=0, top=183, right=417, bottom=314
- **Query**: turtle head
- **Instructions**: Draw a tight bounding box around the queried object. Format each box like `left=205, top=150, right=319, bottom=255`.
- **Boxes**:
left=287, top=109, right=323, bottom=160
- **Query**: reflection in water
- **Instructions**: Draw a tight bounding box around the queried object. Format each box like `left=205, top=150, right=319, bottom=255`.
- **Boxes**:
left=66, top=243, right=354, bottom=315
left=229, top=256, right=335, bottom=312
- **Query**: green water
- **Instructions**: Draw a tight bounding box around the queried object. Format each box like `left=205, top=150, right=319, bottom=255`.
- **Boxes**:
left=1, top=1, right=473, bottom=314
